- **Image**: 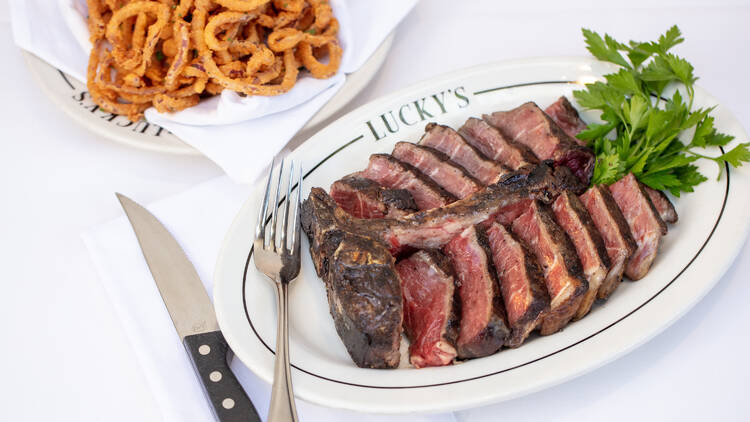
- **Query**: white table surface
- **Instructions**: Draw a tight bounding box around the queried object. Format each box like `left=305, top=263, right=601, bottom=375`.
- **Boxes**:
left=2, top=1, right=749, bottom=421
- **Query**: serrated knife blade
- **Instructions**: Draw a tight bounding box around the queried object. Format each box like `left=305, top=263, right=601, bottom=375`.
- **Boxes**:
left=116, top=193, right=260, bottom=422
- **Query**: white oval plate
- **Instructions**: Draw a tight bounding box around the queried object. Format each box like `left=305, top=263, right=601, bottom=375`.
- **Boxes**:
left=214, top=57, right=750, bottom=414
left=22, top=33, right=394, bottom=155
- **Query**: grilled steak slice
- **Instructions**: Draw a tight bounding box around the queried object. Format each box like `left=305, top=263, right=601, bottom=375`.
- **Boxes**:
left=643, top=185, right=678, bottom=224
left=459, top=117, right=538, bottom=170
left=419, top=123, right=509, bottom=185
left=544, top=96, right=588, bottom=145
left=303, top=163, right=563, bottom=256
left=444, top=226, right=510, bottom=358
left=361, top=154, right=456, bottom=210
left=579, top=185, right=638, bottom=299
left=396, top=250, right=459, bottom=368
left=552, top=192, right=610, bottom=320
left=494, top=199, right=533, bottom=225
left=383, top=162, right=563, bottom=250
left=609, top=173, right=667, bottom=280
left=330, top=175, right=417, bottom=219
left=484, top=102, right=595, bottom=184
left=392, top=142, right=483, bottom=199
left=511, top=200, right=588, bottom=335
left=486, top=222, right=549, bottom=347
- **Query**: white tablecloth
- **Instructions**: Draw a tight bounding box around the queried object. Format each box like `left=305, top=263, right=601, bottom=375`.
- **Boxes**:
left=2, top=1, right=750, bottom=421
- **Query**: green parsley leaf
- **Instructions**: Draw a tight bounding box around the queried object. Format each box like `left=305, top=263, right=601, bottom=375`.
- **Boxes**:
left=574, top=26, right=745, bottom=195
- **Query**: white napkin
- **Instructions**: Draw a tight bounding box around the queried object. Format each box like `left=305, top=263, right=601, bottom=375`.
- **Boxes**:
left=82, top=176, right=457, bottom=422
left=9, top=0, right=416, bottom=182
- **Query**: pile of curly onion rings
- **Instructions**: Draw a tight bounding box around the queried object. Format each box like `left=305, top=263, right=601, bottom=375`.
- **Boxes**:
left=85, top=0, right=342, bottom=121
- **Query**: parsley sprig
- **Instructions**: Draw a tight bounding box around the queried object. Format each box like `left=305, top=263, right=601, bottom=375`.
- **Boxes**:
left=573, top=26, right=750, bottom=196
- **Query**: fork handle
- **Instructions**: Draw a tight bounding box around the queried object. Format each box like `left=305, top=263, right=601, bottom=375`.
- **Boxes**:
left=268, top=281, right=298, bottom=422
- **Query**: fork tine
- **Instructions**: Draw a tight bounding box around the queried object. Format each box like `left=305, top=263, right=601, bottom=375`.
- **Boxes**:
left=291, top=163, right=303, bottom=253
left=269, top=158, right=285, bottom=251
left=256, top=157, right=275, bottom=240
left=281, top=161, right=294, bottom=253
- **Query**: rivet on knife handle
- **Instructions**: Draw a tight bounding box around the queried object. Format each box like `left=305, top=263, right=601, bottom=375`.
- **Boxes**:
left=184, top=330, right=262, bottom=422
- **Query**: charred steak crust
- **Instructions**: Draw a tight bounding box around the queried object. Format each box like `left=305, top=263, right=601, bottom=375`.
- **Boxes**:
left=459, top=117, right=539, bottom=170
left=484, top=102, right=595, bottom=185
left=380, top=188, right=418, bottom=213
left=444, top=226, right=510, bottom=359
left=364, top=153, right=457, bottom=210
left=392, top=142, right=483, bottom=199
left=544, top=96, right=588, bottom=144
left=329, top=236, right=403, bottom=369
left=552, top=192, right=611, bottom=321
left=512, top=201, right=588, bottom=335
left=330, top=175, right=417, bottom=219
left=485, top=222, right=549, bottom=348
left=609, top=174, right=667, bottom=280
left=419, top=123, right=509, bottom=185
left=579, top=185, right=637, bottom=300
left=474, top=226, right=512, bottom=354
left=301, top=190, right=404, bottom=369
left=643, top=185, right=678, bottom=224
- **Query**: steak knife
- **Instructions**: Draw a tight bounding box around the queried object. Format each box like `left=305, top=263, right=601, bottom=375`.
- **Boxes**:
left=117, top=193, right=261, bottom=422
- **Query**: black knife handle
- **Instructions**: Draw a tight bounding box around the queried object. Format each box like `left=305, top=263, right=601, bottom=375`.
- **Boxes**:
left=184, top=331, right=262, bottom=422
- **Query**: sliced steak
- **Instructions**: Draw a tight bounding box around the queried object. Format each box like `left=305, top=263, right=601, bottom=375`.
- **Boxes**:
left=383, top=162, right=563, bottom=251
left=643, top=185, right=678, bottom=224
left=444, top=226, right=510, bottom=358
left=609, top=173, right=667, bottom=280
left=396, top=250, right=459, bottom=368
left=552, top=192, right=610, bottom=320
left=484, top=102, right=595, bottom=184
left=511, top=200, right=588, bottom=335
left=419, top=123, right=509, bottom=185
left=392, top=142, right=483, bottom=199
left=361, top=153, right=456, bottom=211
left=459, top=117, right=538, bottom=170
left=330, top=175, right=417, bottom=219
left=544, top=96, right=588, bottom=145
left=303, top=163, right=563, bottom=256
left=579, top=185, right=638, bottom=299
left=486, top=222, right=549, bottom=347
left=494, top=199, right=533, bottom=226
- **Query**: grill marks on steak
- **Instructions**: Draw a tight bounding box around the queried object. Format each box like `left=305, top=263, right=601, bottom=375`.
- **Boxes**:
left=511, top=201, right=588, bottom=335
left=609, top=173, right=667, bottom=281
left=486, top=222, right=549, bottom=347
left=392, top=142, right=483, bottom=199
left=361, top=154, right=456, bottom=211
left=418, top=123, right=509, bottom=185
left=459, top=117, right=538, bottom=170
left=544, top=96, right=588, bottom=145
left=444, top=226, right=510, bottom=358
left=643, top=185, right=678, bottom=224
left=396, top=250, right=459, bottom=368
left=484, top=102, right=595, bottom=184
left=579, top=185, right=638, bottom=299
left=330, top=175, right=417, bottom=219
left=552, top=192, right=610, bottom=320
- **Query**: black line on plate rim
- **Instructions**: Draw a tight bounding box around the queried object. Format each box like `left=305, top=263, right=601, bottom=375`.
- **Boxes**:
left=59, top=70, right=75, bottom=90
left=473, top=80, right=582, bottom=96
left=240, top=84, right=731, bottom=389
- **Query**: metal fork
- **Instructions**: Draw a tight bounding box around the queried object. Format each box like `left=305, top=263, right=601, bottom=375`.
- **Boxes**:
left=253, top=158, right=302, bottom=422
